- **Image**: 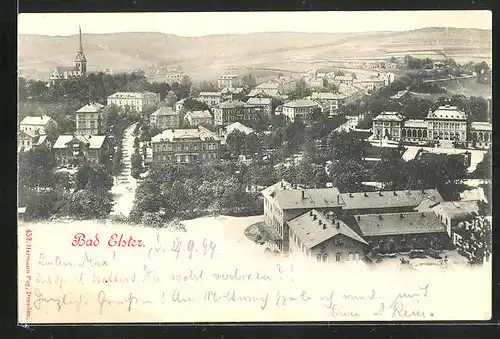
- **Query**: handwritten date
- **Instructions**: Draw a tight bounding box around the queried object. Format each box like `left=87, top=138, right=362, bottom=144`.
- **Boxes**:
left=71, top=233, right=144, bottom=247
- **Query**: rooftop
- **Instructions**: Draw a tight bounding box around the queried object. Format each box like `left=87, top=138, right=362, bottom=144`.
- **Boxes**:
left=218, top=74, right=238, bottom=79
left=150, top=106, right=178, bottom=117
left=256, top=81, right=281, bottom=90
left=185, top=110, right=212, bottom=119
left=470, top=121, right=492, bottom=131
left=311, top=92, right=347, bottom=100
left=432, top=201, right=479, bottom=220
left=288, top=209, right=368, bottom=249
left=353, top=212, right=446, bottom=237
left=199, top=92, right=222, bottom=97
left=261, top=180, right=294, bottom=198
left=283, top=99, right=318, bottom=108
left=218, top=100, right=253, bottom=109
left=53, top=135, right=107, bottom=149
left=273, top=187, right=345, bottom=210
left=427, top=105, right=467, bottom=120
left=340, top=189, right=444, bottom=211
left=373, top=111, right=403, bottom=122
left=20, top=115, right=53, bottom=126
left=225, top=122, right=255, bottom=135
left=108, top=92, right=159, bottom=99
left=76, top=102, right=105, bottom=113
left=248, top=88, right=280, bottom=98
left=221, top=87, right=245, bottom=94
left=151, top=126, right=219, bottom=143
left=247, top=97, right=272, bottom=105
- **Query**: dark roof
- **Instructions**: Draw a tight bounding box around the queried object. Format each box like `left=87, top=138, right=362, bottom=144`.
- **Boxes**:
left=353, top=212, right=446, bottom=236
left=288, top=209, right=368, bottom=249
left=432, top=201, right=479, bottom=220
left=340, top=189, right=444, bottom=211
left=274, top=187, right=345, bottom=210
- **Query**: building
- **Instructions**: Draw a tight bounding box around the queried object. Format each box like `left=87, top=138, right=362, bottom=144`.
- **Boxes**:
left=431, top=201, right=479, bottom=237
left=149, top=106, right=180, bottom=129
left=341, top=189, right=444, bottom=215
left=107, top=92, right=161, bottom=113
left=75, top=102, right=105, bottom=135
left=453, top=215, right=491, bottom=250
left=221, top=87, right=246, bottom=101
left=310, top=92, right=347, bottom=114
left=246, top=97, right=272, bottom=115
left=358, top=75, right=386, bottom=91
left=18, top=131, right=51, bottom=153
left=217, top=75, right=239, bottom=89
left=333, top=75, right=354, bottom=86
left=165, top=72, right=189, bottom=85
left=19, top=115, right=57, bottom=136
left=288, top=209, right=369, bottom=262
left=151, top=126, right=220, bottom=164
left=175, top=98, right=186, bottom=113
left=470, top=122, right=492, bottom=148
left=49, top=26, right=87, bottom=84
left=262, top=181, right=448, bottom=255
left=372, top=105, right=491, bottom=147
left=223, top=122, right=255, bottom=136
left=52, top=135, right=110, bottom=167
left=213, top=100, right=257, bottom=127
left=282, top=99, right=319, bottom=123
left=184, top=110, right=213, bottom=126
left=350, top=212, right=449, bottom=253
left=198, top=92, right=223, bottom=108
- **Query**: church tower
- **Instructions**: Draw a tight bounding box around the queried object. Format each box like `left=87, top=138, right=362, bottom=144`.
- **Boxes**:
left=75, top=26, right=87, bottom=75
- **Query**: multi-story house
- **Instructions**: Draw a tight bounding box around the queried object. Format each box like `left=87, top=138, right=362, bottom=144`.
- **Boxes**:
left=149, top=106, right=180, bottom=129
left=246, top=97, right=272, bottom=115
left=310, top=92, right=347, bottom=114
left=151, top=126, right=220, bottom=164
left=107, top=92, right=161, bottom=113
left=17, top=132, right=51, bottom=153
left=282, top=99, right=318, bottom=123
left=52, top=135, right=111, bottom=167
left=470, top=122, right=492, bottom=148
left=217, top=74, right=239, bottom=89
left=75, top=102, right=105, bottom=136
left=213, top=100, right=257, bottom=127
left=372, top=111, right=404, bottom=140
left=19, top=115, right=57, bottom=136
left=431, top=201, right=479, bottom=238
left=183, top=110, right=213, bottom=126
left=221, top=87, right=246, bottom=101
left=165, top=72, right=189, bottom=85
left=198, top=92, right=223, bottom=108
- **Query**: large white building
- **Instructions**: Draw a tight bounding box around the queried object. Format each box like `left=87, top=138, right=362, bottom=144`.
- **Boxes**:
left=282, top=99, right=319, bottom=122
left=107, top=92, right=160, bottom=113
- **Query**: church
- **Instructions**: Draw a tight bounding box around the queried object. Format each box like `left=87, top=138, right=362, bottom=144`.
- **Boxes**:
left=49, top=26, right=87, bottom=84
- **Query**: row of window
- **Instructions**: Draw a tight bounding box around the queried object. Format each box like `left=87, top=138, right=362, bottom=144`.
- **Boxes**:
left=77, top=114, right=101, bottom=120
left=316, top=252, right=361, bottom=262
left=154, top=152, right=218, bottom=162
left=77, top=121, right=98, bottom=128
left=154, top=143, right=218, bottom=151
left=429, top=122, right=466, bottom=130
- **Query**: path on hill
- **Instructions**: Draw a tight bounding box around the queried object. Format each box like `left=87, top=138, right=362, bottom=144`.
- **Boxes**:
left=110, top=122, right=139, bottom=218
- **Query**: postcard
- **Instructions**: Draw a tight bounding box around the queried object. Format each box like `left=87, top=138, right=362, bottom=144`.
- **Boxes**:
left=17, top=10, right=492, bottom=323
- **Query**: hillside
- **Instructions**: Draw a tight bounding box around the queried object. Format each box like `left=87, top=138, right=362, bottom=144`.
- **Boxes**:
left=18, top=27, right=491, bottom=81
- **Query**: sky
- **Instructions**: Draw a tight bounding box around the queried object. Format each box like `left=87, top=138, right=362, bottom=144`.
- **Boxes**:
left=18, top=11, right=492, bottom=36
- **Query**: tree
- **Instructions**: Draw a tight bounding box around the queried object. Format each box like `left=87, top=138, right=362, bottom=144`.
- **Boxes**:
left=75, top=164, right=113, bottom=192
left=242, top=73, right=257, bottom=88
left=63, top=189, right=114, bottom=219
left=18, top=148, right=56, bottom=189
left=326, top=159, right=365, bottom=192
left=371, top=148, right=410, bottom=190
left=473, top=149, right=491, bottom=181
left=288, top=78, right=312, bottom=100
left=164, top=90, right=178, bottom=108
left=131, top=150, right=144, bottom=179
left=226, top=130, right=247, bottom=156
left=455, top=216, right=492, bottom=265
left=328, top=131, right=368, bottom=161
left=199, top=81, right=218, bottom=92
left=183, top=98, right=209, bottom=112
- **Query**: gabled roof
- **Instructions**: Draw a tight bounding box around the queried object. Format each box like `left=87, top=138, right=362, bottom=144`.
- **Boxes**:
left=373, top=111, right=403, bottom=122
left=247, top=88, right=280, bottom=98
left=256, top=81, right=280, bottom=90
left=288, top=209, right=368, bottom=249
left=274, top=187, right=345, bottom=210
left=199, top=92, right=222, bottom=97
left=261, top=180, right=294, bottom=198
left=20, top=115, right=53, bottom=126
left=221, top=87, right=245, bottom=94
left=246, top=97, right=272, bottom=105
left=76, top=102, right=105, bottom=113
left=151, top=106, right=178, bottom=117
left=185, top=110, right=212, bottom=119
left=151, top=126, right=219, bottom=143
left=340, top=189, right=444, bottom=211
left=311, top=92, right=347, bottom=100
left=108, top=92, right=159, bottom=99
left=404, top=119, right=427, bottom=128
left=53, top=135, right=106, bottom=149
left=353, top=212, right=446, bottom=237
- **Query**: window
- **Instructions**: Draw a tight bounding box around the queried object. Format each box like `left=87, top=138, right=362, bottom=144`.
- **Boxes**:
left=317, top=254, right=322, bottom=262
left=323, top=253, right=328, bottom=262
left=336, top=253, right=341, bottom=262
left=348, top=252, right=354, bottom=261
left=354, top=252, right=360, bottom=260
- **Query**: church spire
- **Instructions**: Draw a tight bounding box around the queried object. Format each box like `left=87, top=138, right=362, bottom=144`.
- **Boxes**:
left=78, top=25, right=83, bottom=53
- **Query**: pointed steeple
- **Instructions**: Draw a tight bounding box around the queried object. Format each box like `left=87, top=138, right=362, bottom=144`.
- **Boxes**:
left=78, top=25, right=83, bottom=53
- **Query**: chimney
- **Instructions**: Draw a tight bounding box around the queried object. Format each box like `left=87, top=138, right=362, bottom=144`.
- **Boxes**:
left=393, top=191, right=397, bottom=196
left=309, top=210, right=313, bottom=216
left=378, top=191, right=382, bottom=196
left=420, top=212, right=425, bottom=218
left=312, top=214, right=317, bottom=221
left=336, top=221, right=340, bottom=229
left=318, top=219, right=322, bottom=227
left=378, top=215, right=383, bottom=220
left=356, top=216, right=360, bottom=222
left=323, top=223, right=327, bottom=230
left=337, top=194, right=340, bottom=205
left=400, top=213, right=404, bottom=219
left=364, top=192, right=368, bottom=197
left=301, top=190, right=305, bottom=200
left=349, top=193, right=353, bottom=197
